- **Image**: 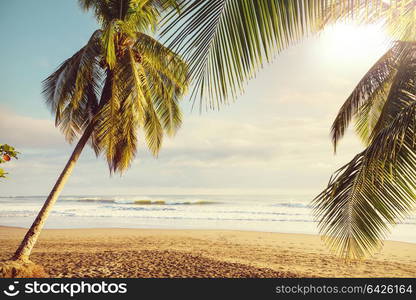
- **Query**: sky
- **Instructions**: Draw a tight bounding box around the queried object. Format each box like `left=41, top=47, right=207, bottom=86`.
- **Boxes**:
left=0, top=0, right=391, bottom=197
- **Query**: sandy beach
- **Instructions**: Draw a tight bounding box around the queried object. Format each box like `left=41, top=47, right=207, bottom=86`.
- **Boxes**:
left=0, top=226, right=415, bottom=278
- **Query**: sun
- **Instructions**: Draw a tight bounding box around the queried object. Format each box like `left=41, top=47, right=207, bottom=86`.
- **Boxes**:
left=317, top=22, right=390, bottom=66
left=325, top=22, right=387, bottom=52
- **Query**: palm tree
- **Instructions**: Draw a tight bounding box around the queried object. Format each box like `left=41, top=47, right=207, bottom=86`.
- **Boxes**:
left=10, top=0, right=189, bottom=263
left=313, top=1, right=416, bottom=259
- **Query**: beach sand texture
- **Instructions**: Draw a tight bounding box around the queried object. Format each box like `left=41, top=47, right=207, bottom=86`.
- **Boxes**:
left=0, top=226, right=415, bottom=278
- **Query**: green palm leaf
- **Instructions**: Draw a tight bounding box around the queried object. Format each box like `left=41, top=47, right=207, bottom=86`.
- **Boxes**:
left=137, top=63, right=165, bottom=156
left=331, top=42, right=408, bottom=151
left=353, top=78, right=392, bottom=145
left=315, top=41, right=416, bottom=259
left=135, top=33, right=187, bottom=135
left=314, top=101, right=416, bottom=259
left=42, top=30, right=102, bottom=142
left=94, top=69, right=123, bottom=171
left=370, top=42, right=416, bottom=139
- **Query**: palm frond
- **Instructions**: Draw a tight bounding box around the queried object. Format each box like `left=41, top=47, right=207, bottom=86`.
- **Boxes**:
left=42, top=30, right=102, bottom=142
left=353, top=77, right=392, bottom=145
left=135, top=33, right=187, bottom=135
left=370, top=42, right=416, bottom=139
left=315, top=100, right=416, bottom=260
left=102, top=21, right=118, bottom=69
left=94, top=69, right=121, bottom=172
left=123, top=0, right=180, bottom=33
left=322, top=0, right=390, bottom=24
left=137, top=63, right=164, bottom=156
left=382, top=0, right=416, bottom=41
left=313, top=143, right=415, bottom=259
left=126, top=48, right=147, bottom=123
left=135, top=33, right=188, bottom=91
left=110, top=94, right=140, bottom=172
left=331, top=42, right=407, bottom=151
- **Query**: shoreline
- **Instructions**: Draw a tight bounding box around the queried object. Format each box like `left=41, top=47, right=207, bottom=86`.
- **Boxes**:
left=1, top=226, right=415, bottom=278
left=3, top=225, right=416, bottom=245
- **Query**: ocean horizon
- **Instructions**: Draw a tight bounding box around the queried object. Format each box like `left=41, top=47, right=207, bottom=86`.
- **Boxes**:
left=1, top=194, right=415, bottom=244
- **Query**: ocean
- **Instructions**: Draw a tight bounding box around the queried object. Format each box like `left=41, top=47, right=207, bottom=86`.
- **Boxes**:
left=1, top=194, right=415, bottom=243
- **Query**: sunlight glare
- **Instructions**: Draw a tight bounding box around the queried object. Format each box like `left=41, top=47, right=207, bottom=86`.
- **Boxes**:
left=317, top=22, right=390, bottom=66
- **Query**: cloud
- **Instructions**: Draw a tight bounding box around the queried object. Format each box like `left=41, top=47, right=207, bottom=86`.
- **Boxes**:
left=0, top=94, right=365, bottom=196
left=158, top=114, right=363, bottom=170
left=0, top=106, right=65, bottom=149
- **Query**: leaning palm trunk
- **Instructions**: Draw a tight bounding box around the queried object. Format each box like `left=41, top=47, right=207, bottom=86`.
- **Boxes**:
left=12, top=122, right=95, bottom=261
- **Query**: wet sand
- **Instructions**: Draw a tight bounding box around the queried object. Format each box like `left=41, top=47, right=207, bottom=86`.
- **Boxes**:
left=0, top=226, right=415, bottom=278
